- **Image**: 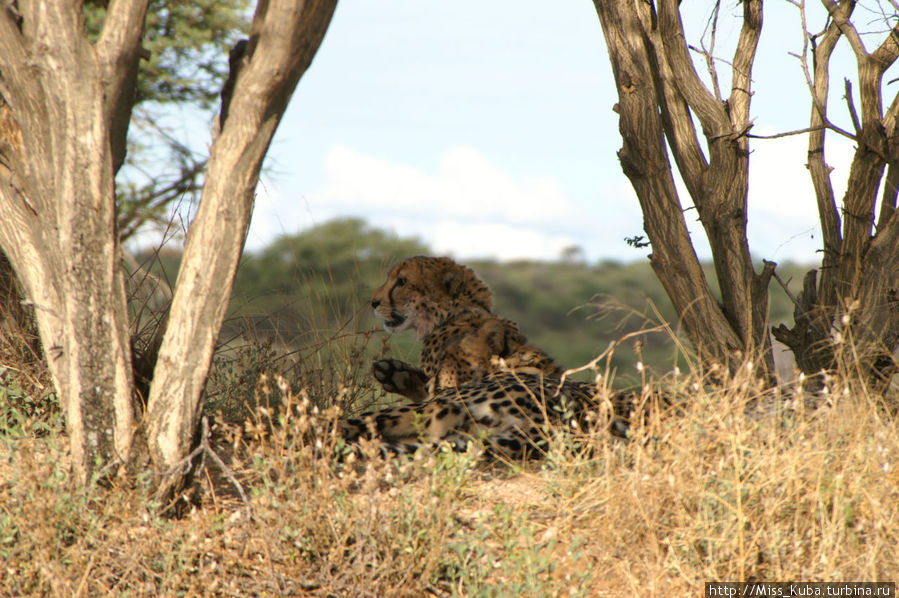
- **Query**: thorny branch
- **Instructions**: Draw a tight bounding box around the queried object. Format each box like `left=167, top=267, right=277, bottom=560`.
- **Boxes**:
left=747, top=125, right=832, bottom=139
left=790, top=1, right=858, bottom=141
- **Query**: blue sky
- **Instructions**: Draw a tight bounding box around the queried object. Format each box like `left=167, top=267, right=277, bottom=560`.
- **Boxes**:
left=230, top=1, right=883, bottom=263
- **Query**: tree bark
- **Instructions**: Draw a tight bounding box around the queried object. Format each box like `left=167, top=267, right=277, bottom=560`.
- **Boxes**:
left=144, top=0, right=337, bottom=496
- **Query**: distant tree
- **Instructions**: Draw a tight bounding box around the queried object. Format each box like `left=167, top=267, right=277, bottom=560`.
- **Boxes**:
left=593, top=1, right=898, bottom=392
left=0, top=0, right=336, bottom=495
left=232, top=218, right=430, bottom=336
left=560, top=245, right=587, bottom=265
left=237, top=218, right=429, bottom=293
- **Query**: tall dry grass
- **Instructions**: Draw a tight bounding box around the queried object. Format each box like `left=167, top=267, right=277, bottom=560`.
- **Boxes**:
left=1, top=355, right=897, bottom=596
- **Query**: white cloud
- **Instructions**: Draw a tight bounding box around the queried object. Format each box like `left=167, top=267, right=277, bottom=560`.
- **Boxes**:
left=249, top=145, right=596, bottom=261
left=317, top=145, right=579, bottom=226
left=426, top=221, right=578, bottom=262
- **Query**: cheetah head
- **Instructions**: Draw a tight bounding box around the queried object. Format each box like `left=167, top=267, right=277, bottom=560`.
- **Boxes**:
left=370, top=256, right=493, bottom=339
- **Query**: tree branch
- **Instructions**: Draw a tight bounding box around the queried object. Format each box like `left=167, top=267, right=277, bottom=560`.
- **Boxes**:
left=870, top=21, right=899, bottom=68
left=822, top=0, right=868, bottom=59
left=118, top=158, right=207, bottom=241
left=746, top=125, right=844, bottom=140
left=792, top=4, right=858, bottom=141
left=796, top=0, right=845, bottom=309
left=639, top=0, right=708, bottom=197
left=657, top=0, right=730, bottom=137
left=146, top=0, right=337, bottom=493
left=156, top=417, right=255, bottom=519
left=878, top=162, right=898, bottom=230
left=884, top=85, right=899, bottom=134
left=728, top=0, right=763, bottom=129
left=844, top=78, right=862, bottom=134
left=698, top=1, right=723, bottom=103
left=880, top=86, right=899, bottom=230
left=773, top=269, right=802, bottom=312
left=95, top=0, right=152, bottom=174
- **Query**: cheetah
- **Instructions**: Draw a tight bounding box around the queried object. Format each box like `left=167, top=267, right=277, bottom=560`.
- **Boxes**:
left=342, top=256, right=633, bottom=458
left=369, top=257, right=563, bottom=402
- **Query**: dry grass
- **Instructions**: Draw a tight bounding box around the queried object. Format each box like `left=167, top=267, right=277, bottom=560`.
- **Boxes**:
left=1, top=358, right=898, bottom=597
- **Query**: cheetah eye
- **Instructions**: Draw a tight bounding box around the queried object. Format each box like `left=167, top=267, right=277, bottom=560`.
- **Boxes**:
left=395, top=277, right=406, bottom=287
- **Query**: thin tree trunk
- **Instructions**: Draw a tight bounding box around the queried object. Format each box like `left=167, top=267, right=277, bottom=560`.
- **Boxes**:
left=145, top=0, right=337, bottom=496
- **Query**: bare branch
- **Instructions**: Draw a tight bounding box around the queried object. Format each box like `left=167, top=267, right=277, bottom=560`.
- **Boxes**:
left=118, top=159, right=207, bottom=241
left=773, top=270, right=803, bottom=312
left=844, top=78, right=862, bottom=134
left=155, top=417, right=255, bottom=519
left=728, top=0, right=763, bottom=128
left=746, top=125, right=830, bottom=139
left=870, top=21, right=899, bottom=69
left=95, top=0, right=152, bottom=71
left=791, top=3, right=861, bottom=144
left=642, top=3, right=709, bottom=196
left=797, top=0, right=845, bottom=306
left=699, top=1, right=723, bottom=103
left=657, top=0, right=730, bottom=136
left=881, top=83, right=899, bottom=231
left=822, top=0, right=869, bottom=59
left=709, top=118, right=755, bottom=141
left=95, top=0, right=151, bottom=173
left=884, top=84, right=899, bottom=133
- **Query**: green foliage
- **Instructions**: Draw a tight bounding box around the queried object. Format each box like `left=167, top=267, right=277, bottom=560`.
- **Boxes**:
left=473, top=259, right=682, bottom=383
left=83, top=0, right=252, bottom=240
left=0, top=380, right=60, bottom=438
left=137, top=1, right=251, bottom=108
left=0, top=263, right=58, bottom=435
left=84, top=0, right=251, bottom=108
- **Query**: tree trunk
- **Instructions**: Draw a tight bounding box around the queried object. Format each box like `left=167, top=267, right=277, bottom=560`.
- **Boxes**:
left=0, top=0, right=148, bottom=485
left=593, top=0, right=776, bottom=384
left=594, top=1, right=899, bottom=393
left=144, top=0, right=337, bottom=497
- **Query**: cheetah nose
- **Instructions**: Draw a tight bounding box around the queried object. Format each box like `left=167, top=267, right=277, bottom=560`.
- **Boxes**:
left=371, top=299, right=381, bottom=309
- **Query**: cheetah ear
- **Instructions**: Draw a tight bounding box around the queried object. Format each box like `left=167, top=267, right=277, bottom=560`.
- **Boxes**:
left=442, top=268, right=463, bottom=296
left=481, top=320, right=508, bottom=356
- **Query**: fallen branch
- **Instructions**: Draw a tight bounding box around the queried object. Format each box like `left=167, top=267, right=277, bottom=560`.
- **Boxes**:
left=158, top=416, right=255, bottom=519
